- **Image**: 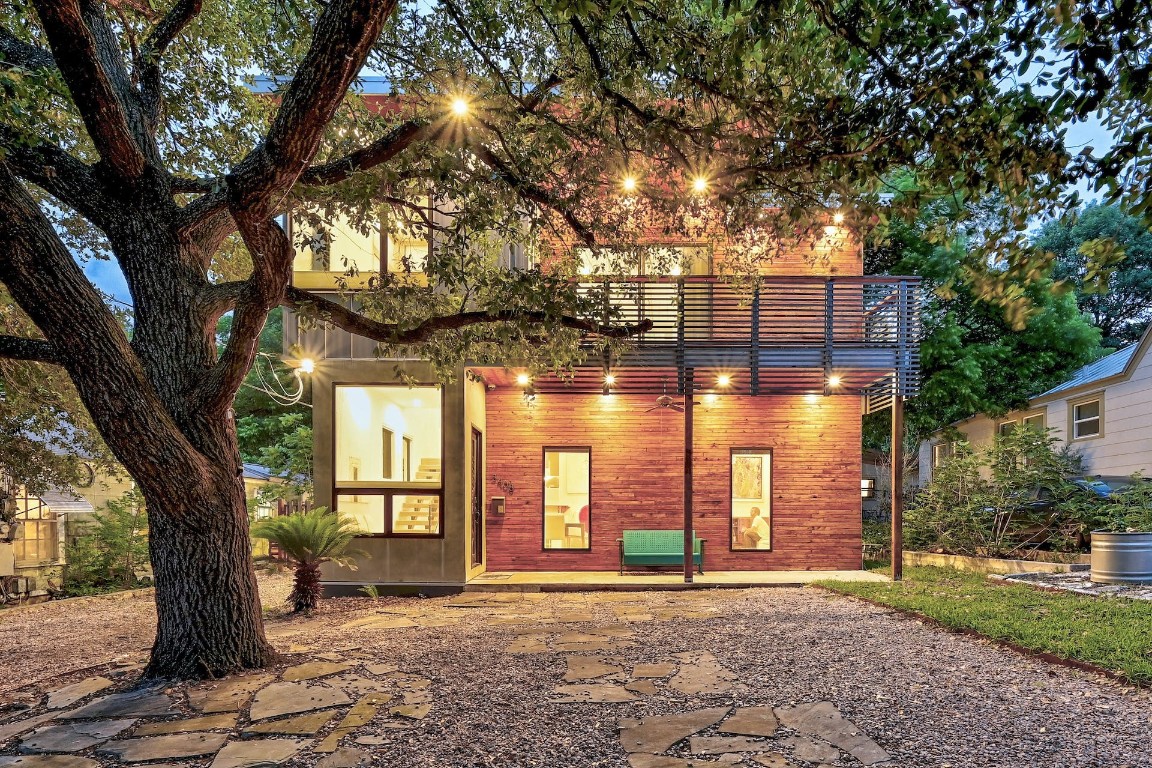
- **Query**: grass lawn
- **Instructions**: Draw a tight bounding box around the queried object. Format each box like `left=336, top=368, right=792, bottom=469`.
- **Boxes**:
left=818, top=566, right=1152, bottom=686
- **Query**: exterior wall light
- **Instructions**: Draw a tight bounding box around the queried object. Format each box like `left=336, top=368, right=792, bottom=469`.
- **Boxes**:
left=692, top=176, right=708, bottom=193
left=832, top=212, right=845, bottom=225
left=516, top=373, right=531, bottom=386
left=604, top=373, right=616, bottom=386
left=450, top=97, right=470, bottom=117
left=716, top=374, right=731, bottom=387
left=298, top=358, right=315, bottom=374
left=621, top=175, right=638, bottom=193
left=828, top=375, right=842, bottom=387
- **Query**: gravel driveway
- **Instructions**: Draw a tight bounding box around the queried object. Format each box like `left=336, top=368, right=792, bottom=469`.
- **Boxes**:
left=3, top=581, right=1149, bottom=768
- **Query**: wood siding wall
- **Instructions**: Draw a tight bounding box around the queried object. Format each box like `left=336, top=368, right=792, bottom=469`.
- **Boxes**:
left=485, top=390, right=862, bottom=571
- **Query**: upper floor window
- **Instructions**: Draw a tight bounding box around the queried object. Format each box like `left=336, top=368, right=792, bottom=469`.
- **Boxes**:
left=1071, top=397, right=1102, bottom=440
left=575, top=245, right=711, bottom=277
left=289, top=202, right=432, bottom=278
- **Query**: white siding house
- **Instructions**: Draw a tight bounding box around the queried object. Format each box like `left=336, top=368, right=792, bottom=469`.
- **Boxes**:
left=920, top=327, right=1152, bottom=484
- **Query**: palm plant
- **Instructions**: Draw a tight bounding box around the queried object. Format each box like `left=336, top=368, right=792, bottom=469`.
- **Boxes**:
left=252, top=508, right=364, bottom=614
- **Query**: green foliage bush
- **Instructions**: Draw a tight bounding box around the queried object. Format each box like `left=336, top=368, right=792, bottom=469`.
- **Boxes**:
left=251, top=507, right=363, bottom=613
left=907, top=428, right=1086, bottom=557
left=63, top=489, right=150, bottom=596
left=1081, top=478, right=1152, bottom=533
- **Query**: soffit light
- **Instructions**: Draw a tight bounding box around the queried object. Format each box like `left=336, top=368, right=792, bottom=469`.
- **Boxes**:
left=516, top=373, right=531, bottom=386
left=716, top=374, right=732, bottom=387
left=832, top=212, right=846, bottom=225
left=604, top=373, right=617, bottom=385
left=828, top=375, right=843, bottom=387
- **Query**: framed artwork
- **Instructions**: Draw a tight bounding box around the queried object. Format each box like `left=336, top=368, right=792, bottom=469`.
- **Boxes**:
left=732, top=455, right=763, bottom=500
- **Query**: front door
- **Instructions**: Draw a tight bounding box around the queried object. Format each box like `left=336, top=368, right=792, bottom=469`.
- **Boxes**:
left=470, top=427, right=484, bottom=567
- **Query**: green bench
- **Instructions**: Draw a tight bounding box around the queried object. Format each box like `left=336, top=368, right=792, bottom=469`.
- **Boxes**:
left=618, top=530, right=705, bottom=575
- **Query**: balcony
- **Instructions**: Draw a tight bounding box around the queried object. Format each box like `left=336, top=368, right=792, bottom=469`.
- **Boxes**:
left=285, top=275, right=922, bottom=406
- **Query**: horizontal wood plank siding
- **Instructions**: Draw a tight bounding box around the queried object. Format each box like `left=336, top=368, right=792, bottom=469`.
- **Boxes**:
left=485, top=391, right=862, bottom=571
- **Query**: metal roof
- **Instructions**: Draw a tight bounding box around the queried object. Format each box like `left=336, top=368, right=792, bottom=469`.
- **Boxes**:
left=1038, top=344, right=1139, bottom=398
left=39, top=488, right=95, bottom=515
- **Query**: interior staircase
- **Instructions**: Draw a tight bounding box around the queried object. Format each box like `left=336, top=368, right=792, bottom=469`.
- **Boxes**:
left=392, top=458, right=441, bottom=534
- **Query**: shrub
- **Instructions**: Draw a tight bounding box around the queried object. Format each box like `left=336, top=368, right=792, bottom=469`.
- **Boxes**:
left=251, top=507, right=363, bottom=613
left=1084, top=477, right=1152, bottom=533
left=907, top=428, right=1085, bottom=557
left=63, top=489, right=150, bottom=595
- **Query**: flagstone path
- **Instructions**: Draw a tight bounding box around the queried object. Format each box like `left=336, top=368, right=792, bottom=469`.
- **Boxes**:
left=1, top=581, right=1150, bottom=767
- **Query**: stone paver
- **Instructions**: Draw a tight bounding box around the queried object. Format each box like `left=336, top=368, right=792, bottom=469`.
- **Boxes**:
left=281, top=663, right=354, bottom=683
left=187, top=676, right=273, bottom=714
left=780, top=735, right=840, bottom=764
left=315, top=747, right=367, bottom=768
left=315, top=695, right=390, bottom=753
left=19, top=720, right=136, bottom=753
left=242, top=711, right=336, bottom=736
left=716, top=707, right=778, bottom=738
left=1000, top=571, right=1152, bottom=600
left=631, top=663, right=677, bottom=678
left=248, top=683, right=350, bottom=721
left=689, top=736, right=772, bottom=754
left=775, top=701, right=889, bottom=765
left=563, top=656, right=622, bottom=681
left=134, top=714, right=237, bottom=736
left=44, top=680, right=113, bottom=711
left=0, top=757, right=100, bottom=768
left=210, top=738, right=309, bottom=768
left=618, top=708, right=730, bottom=754
left=59, top=690, right=175, bottom=720
left=96, top=733, right=228, bottom=762
left=749, top=756, right=798, bottom=768
left=668, top=653, right=740, bottom=695
left=0, top=714, right=56, bottom=744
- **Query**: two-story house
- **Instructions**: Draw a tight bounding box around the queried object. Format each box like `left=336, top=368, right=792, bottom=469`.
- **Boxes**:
left=282, top=195, right=922, bottom=592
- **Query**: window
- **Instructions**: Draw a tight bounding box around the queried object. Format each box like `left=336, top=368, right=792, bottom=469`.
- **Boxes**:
left=291, top=213, right=381, bottom=274
left=574, top=245, right=711, bottom=277
left=1072, top=397, right=1102, bottom=439
left=731, top=449, right=772, bottom=551
left=997, top=420, right=1018, bottom=436
left=13, top=490, right=59, bottom=564
left=860, top=478, right=876, bottom=499
left=932, top=442, right=954, bottom=468
left=334, top=385, right=442, bottom=536
left=1022, top=413, right=1046, bottom=431
left=384, top=198, right=432, bottom=274
left=543, top=448, right=591, bottom=550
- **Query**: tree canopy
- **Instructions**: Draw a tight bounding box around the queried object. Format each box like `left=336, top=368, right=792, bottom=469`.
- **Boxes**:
left=3, top=0, right=1152, bottom=678
left=1034, top=203, right=1152, bottom=348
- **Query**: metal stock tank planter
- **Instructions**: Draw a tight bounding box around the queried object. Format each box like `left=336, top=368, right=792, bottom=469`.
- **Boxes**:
left=1090, top=531, right=1152, bottom=585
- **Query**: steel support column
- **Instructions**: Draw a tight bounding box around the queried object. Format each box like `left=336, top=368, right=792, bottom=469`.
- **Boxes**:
left=891, top=394, right=904, bottom=581
left=683, top=367, right=695, bottom=584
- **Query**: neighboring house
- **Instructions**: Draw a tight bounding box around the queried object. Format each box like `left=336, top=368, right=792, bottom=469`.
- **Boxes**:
left=920, top=327, right=1152, bottom=485
left=244, top=462, right=309, bottom=559
left=1, top=461, right=134, bottom=600
left=861, top=448, right=920, bottom=522
left=279, top=85, right=923, bottom=594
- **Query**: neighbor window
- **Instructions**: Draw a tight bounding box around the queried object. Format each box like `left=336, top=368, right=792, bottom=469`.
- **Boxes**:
left=1022, top=412, right=1046, bottom=431
left=1072, top=398, right=1102, bottom=439
left=543, top=448, right=591, bottom=550
left=997, top=420, right=1018, bottom=436
left=731, top=449, right=772, bottom=551
left=932, top=442, right=954, bottom=468
left=13, top=491, right=59, bottom=565
left=334, top=385, right=442, bottom=536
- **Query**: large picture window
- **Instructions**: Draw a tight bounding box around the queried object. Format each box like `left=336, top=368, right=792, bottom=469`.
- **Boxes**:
left=543, top=448, right=591, bottom=550
left=730, top=449, right=772, bottom=551
left=334, top=385, right=442, bottom=536
left=13, top=491, right=59, bottom=564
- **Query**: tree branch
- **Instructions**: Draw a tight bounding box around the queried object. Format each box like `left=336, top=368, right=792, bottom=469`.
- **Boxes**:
left=468, top=141, right=596, bottom=245
left=0, top=27, right=55, bottom=71
left=284, top=285, right=652, bottom=344
left=31, top=0, right=153, bottom=179
left=138, top=0, right=203, bottom=127
left=1, top=128, right=111, bottom=226
left=0, top=335, right=62, bottom=365
left=299, top=120, right=428, bottom=186
left=226, top=0, right=399, bottom=217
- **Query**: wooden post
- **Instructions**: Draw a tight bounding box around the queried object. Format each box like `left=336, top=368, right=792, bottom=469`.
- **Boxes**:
left=684, top=367, right=694, bottom=584
left=891, top=394, right=904, bottom=581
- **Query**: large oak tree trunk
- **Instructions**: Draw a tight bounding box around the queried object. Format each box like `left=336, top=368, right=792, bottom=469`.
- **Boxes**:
left=140, top=465, right=278, bottom=678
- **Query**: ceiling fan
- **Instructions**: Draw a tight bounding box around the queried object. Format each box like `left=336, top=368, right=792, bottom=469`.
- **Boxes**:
left=644, top=380, right=696, bottom=413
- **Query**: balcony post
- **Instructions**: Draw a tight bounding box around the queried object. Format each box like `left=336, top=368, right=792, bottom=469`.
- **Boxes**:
left=750, top=283, right=761, bottom=395
left=891, top=393, right=904, bottom=581
left=683, top=366, right=695, bottom=584
left=676, top=278, right=686, bottom=394
left=823, top=279, right=834, bottom=395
